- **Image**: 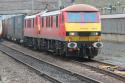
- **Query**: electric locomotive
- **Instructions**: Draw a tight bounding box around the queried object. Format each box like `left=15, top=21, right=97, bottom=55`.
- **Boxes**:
left=24, top=4, right=103, bottom=59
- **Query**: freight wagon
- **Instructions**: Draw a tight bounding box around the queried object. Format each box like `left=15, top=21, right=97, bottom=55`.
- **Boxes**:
left=2, top=14, right=25, bottom=43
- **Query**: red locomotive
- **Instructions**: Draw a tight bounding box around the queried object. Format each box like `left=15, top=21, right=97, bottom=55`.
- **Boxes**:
left=24, top=4, right=103, bottom=59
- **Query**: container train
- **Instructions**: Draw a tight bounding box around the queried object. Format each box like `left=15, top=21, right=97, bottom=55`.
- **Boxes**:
left=2, top=4, right=103, bottom=59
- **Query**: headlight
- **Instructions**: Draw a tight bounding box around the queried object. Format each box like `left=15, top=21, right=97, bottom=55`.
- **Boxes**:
left=69, top=32, right=75, bottom=36
left=95, top=32, right=99, bottom=35
left=68, top=32, right=78, bottom=36
left=91, top=32, right=99, bottom=36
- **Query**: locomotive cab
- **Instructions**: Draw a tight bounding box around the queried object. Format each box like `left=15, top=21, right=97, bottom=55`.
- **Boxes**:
left=62, top=4, right=103, bottom=59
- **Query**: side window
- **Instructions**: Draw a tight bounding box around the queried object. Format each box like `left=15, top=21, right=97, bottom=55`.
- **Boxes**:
left=51, top=16, right=53, bottom=28
left=46, top=17, right=48, bottom=28
left=32, top=19, right=34, bottom=28
left=56, top=15, right=58, bottom=28
left=48, top=16, right=50, bottom=28
left=46, top=16, right=51, bottom=28
left=42, top=17, right=44, bottom=28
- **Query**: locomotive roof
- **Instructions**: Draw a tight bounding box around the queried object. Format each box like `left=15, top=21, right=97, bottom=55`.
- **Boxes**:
left=61, top=4, right=99, bottom=12
left=41, top=4, right=99, bottom=17
left=25, top=15, right=36, bottom=19
left=41, top=10, right=60, bottom=17
left=40, top=4, right=99, bottom=17
left=25, top=11, right=45, bottom=19
left=25, top=4, right=99, bottom=18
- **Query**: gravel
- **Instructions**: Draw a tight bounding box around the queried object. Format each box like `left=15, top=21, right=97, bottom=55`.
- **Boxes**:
left=0, top=51, right=51, bottom=83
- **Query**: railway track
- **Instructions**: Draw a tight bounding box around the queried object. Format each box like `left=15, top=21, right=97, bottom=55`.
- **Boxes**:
left=0, top=44, right=101, bottom=83
left=1, top=40, right=125, bottom=83
left=70, top=59, right=125, bottom=82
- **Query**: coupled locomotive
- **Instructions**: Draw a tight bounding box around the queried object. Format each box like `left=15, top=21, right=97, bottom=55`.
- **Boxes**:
left=3, top=4, right=103, bottom=59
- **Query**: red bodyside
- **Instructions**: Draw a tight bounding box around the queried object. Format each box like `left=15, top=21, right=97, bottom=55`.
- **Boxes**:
left=40, top=13, right=66, bottom=41
left=24, top=13, right=66, bottom=41
left=24, top=16, right=41, bottom=38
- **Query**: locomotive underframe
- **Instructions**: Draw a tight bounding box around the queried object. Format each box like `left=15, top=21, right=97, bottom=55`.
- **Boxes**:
left=23, top=36, right=100, bottom=59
